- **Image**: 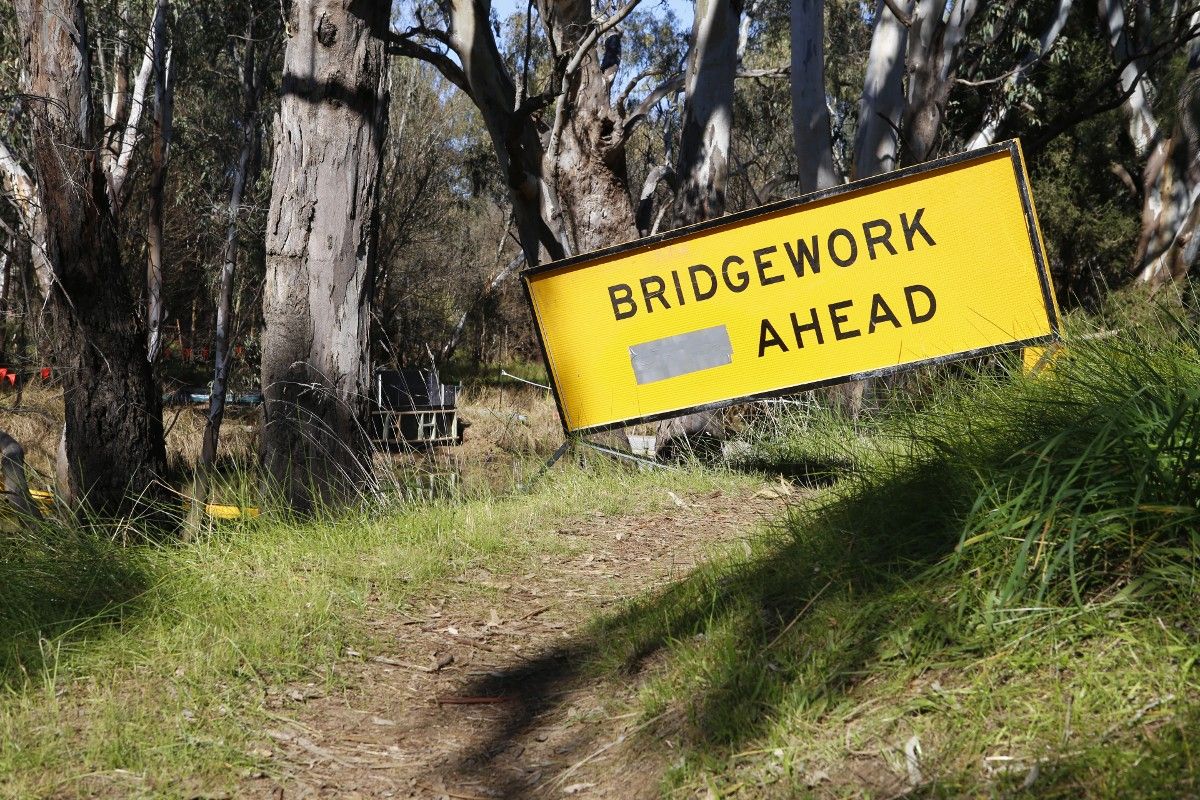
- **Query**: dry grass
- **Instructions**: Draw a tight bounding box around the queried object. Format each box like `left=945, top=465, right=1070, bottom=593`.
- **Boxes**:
left=161, top=402, right=259, bottom=472
left=0, top=386, right=260, bottom=489
left=0, top=382, right=563, bottom=500
left=0, top=386, right=61, bottom=487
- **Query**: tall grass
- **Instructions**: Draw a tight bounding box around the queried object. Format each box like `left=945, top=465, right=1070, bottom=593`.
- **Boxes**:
left=909, top=309, right=1200, bottom=612
left=0, top=460, right=746, bottom=798
left=740, top=296, right=1200, bottom=615
left=587, top=295, right=1200, bottom=796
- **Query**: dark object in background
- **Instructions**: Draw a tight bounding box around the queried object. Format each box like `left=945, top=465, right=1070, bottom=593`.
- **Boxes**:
left=371, top=369, right=462, bottom=448
left=655, top=410, right=725, bottom=463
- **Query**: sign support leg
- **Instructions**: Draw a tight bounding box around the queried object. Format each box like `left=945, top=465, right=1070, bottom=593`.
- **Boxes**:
left=519, top=435, right=672, bottom=491
left=577, top=439, right=673, bottom=471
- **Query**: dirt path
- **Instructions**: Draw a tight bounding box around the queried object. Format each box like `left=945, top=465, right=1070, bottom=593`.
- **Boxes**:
left=242, top=485, right=788, bottom=799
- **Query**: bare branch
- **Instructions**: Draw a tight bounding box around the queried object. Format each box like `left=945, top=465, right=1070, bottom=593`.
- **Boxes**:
left=107, top=0, right=164, bottom=210
left=635, top=164, right=675, bottom=235
left=616, top=68, right=658, bottom=109
left=622, top=73, right=684, bottom=136
left=882, top=0, right=912, bottom=27
left=562, top=0, right=642, bottom=79
left=737, top=66, right=789, bottom=79
left=386, top=34, right=473, bottom=99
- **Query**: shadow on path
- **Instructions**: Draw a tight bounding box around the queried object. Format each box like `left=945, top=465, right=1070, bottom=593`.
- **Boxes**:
left=0, top=517, right=149, bottom=687
left=445, top=454, right=972, bottom=796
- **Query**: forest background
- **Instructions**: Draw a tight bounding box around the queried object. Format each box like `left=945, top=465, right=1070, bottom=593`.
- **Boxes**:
left=0, top=0, right=1198, bottom=509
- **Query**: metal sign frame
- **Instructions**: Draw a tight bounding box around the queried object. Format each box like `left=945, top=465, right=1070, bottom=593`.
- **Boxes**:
left=522, top=140, right=1059, bottom=436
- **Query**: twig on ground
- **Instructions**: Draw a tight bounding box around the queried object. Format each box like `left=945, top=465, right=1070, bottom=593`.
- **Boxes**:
left=764, top=579, right=833, bottom=651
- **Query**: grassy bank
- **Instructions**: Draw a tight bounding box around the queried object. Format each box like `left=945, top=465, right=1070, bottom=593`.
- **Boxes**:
left=0, top=464, right=747, bottom=798
left=589, top=300, right=1200, bottom=797
left=4, top=296, right=1200, bottom=797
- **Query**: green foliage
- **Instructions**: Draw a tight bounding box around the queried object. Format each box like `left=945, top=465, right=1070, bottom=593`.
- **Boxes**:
left=585, top=295, right=1200, bottom=796
left=0, top=518, right=149, bottom=687
left=0, top=463, right=743, bottom=796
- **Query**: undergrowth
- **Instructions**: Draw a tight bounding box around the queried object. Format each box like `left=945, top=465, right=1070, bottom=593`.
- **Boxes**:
left=591, top=297, right=1200, bottom=797
left=0, top=463, right=742, bottom=798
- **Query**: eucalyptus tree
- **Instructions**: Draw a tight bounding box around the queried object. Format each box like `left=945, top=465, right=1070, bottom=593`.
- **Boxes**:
left=675, top=0, right=741, bottom=225
left=11, top=0, right=167, bottom=512
left=260, top=0, right=390, bottom=511
left=2, top=1, right=169, bottom=303
left=1103, top=2, right=1200, bottom=285
left=389, top=0, right=692, bottom=265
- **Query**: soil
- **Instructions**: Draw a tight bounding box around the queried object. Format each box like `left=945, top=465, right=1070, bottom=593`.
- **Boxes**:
left=241, top=485, right=790, bottom=800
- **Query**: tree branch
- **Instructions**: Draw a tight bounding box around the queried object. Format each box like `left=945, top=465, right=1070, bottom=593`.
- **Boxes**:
left=107, top=0, right=164, bottom=211
left=386, top=34, right=473, bottom=99
left=1029, top=19, right=1200, bottom=154
left=622, top=73, right=684, bottom=137
left=562, top=0, right=642, bottom=79
left=882, top=0, right=912, bottom=28
left=520, top=0, right=643, bottom=121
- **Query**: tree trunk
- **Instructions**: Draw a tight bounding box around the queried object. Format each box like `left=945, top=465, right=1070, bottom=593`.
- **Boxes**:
left=391, top=0, right=643, bottom=266
left=106, top=0, right=162, bottom=212
left=1136, top=65, right=1200, bottom=283
left=900, top=0, right=981, bottom=164
left=202, top=28, right=266, bottom=470
left=791, top=0, right=839, bottom=193
left=852, top=0, right=910, bottom=179
left=675, top=0, right=741, bottom=225
left=1101, top=0, right=1159, bottom=159
left=439, top=0, right=565, bottom=265
left=262, top=0, right=389, bottom=512
left=0, top=136, right=54, bottom=299
left=14, top=0, right=167, bottom=514
left=542, top=0, right=639, bottom=254
left=146, top=0, right=172, bottom=363
left=839, top=0, right=915, bottom=414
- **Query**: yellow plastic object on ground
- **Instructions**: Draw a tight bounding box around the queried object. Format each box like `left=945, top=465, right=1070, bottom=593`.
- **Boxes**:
left=29, top=488, right=54, bottom=516
left=5, top=485, right=261, bottom=521
left=1022, top=343, right=1065, bottom=376
left=203, top=503, right=261, bottom=520
left=181, top=499, right=262, bottom=520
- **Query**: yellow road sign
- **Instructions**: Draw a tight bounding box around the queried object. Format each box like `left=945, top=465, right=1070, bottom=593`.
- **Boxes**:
left=524, top=141, right=1060, bottom=434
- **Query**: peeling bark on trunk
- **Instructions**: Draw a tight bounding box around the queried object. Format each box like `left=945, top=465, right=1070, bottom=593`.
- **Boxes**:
left=14, top=0, right=167, bottom=514
left=262, top=0, right=389, bottom=512
left=392, top=0, right=643, bottom=267
left=0, top=136, right=54, bottom=298
left=790, top=0, right=839, bottom=193
left=1101, top=0, right=1159, bottom=159
left=1136, top=63, right=1200, bottom=283
left=543, top=0, right=639, bottom=254
left=853, top=0, right=910, bottom=178
left=675, top=0, right=741, bottom=225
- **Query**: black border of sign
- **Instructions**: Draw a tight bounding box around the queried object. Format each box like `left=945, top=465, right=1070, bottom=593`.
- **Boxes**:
left=522, top=139, right=1060, bottom=437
